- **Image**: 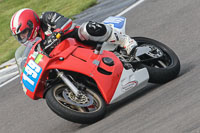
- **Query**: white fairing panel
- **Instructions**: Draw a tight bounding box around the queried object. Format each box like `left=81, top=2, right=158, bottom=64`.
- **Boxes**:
left=110, top=68, right=149, bottom=104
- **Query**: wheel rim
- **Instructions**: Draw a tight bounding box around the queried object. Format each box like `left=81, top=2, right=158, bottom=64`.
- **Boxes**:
left=136, top=43, right=172, bottom=68
left=53, top=85, right=103, bottom=113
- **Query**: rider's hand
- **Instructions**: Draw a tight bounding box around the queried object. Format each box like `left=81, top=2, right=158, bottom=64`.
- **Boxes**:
left=45, top=32, right=57, bottom=45
left=43, top=29, right=63, bottom=54
left=44, top=29, right=63, bottom=45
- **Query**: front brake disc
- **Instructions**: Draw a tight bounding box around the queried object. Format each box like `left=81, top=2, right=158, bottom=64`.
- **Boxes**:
left=62, top=90, right=94, bottom=107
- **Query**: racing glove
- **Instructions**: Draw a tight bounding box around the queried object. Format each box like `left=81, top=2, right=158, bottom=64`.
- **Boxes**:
left=43, top=29, right=63, bottom=53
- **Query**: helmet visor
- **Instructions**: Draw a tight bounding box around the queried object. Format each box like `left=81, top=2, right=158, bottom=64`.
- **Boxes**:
left=15, top=28, right=32, bottom=44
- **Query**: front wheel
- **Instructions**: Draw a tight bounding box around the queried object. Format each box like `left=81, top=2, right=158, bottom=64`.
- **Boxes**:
left=45, top=84, right=106, bottom=124
left=133, top=37, right=180, bottom=83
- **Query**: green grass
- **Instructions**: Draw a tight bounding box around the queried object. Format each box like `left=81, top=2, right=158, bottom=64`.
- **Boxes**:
left=0, top=0, right=97, bottom=64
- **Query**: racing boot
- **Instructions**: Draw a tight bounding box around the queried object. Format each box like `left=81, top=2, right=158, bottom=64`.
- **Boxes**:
left=107, top=28, right=138, bottom=56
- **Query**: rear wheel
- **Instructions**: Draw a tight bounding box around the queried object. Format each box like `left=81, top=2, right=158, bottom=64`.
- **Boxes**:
left=132, top=37, right=180, bottom=83
left=45, top=84, right=106, bottom=124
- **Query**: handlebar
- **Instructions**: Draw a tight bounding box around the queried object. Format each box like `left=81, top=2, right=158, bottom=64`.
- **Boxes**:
left=43, top=33, right=62, bottom=53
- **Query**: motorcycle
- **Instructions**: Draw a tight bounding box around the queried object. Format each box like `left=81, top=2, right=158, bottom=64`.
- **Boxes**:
left=15, top=16, right=180, bottom=124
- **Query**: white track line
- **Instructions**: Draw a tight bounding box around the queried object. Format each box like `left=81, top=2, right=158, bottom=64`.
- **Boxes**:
left=0, top=0, right=146, bottom=88
left=0, top=75, right=20, bottom=88
left=116, top=0, right=146, bottom=16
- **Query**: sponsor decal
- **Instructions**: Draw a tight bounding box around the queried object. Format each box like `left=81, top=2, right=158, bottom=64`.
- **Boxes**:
left=35, top=54, right=43, bottom=64
left=122, top=81, right=138, bottom=92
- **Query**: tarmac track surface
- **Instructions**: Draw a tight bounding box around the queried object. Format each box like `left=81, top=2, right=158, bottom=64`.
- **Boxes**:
left=1, top=0, right=200, bottom=133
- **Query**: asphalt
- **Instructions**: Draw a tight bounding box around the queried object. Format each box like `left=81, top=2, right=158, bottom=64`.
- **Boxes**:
left=2, top=0, right=200, bottom=133
left=74, top=0, right=137, bottom=24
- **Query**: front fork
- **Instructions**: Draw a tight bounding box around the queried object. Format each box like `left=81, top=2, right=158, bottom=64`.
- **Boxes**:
left=55, top=69, right=81, bottom=97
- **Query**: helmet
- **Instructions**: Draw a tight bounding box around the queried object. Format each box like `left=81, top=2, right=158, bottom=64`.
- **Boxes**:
left=10, top=8, right=40, bottom=44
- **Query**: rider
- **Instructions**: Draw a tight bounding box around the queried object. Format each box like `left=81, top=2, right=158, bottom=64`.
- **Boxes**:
left=10, top=8, right=137, bottom=55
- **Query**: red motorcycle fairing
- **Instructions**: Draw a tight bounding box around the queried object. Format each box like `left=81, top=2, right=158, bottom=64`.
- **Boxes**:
left=21, top=38, right=123, bottom=104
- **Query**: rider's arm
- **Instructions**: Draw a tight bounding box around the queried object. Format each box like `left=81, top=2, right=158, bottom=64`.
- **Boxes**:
left=40, top=11, right=76, bottom=35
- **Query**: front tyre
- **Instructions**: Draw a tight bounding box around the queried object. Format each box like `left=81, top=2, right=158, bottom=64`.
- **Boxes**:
left=133, top=37, right=180, bottom=83
left=45, top=84, right=106, bottom=124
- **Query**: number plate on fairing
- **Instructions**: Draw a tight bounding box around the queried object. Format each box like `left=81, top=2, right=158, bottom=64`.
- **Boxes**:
left=22, top=60, right=42, bottom=92
left=103, top=16, right=126, bottom=29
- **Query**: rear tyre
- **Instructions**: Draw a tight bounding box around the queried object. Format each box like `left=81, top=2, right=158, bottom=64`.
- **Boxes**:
left=133, top=37, right=180, bottom=83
